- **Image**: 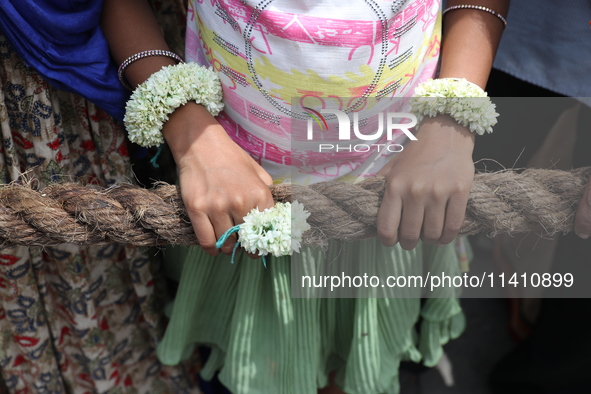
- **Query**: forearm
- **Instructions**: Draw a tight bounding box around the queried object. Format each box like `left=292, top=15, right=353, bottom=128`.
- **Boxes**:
left=418, top=1, right=510, bottom=151
left=101, top=0, right=175, bottom=88
left=439, top=0, right=510, bottom=88
left=102, top=0, right=273, bottom=254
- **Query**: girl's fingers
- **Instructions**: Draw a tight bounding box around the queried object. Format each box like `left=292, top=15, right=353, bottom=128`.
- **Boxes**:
left=377, top=191, right=403, bottom=247
left=398, top=198, right=425, bottom=251
left=438, top=193, right=469, bottom=245
left=190, top=211, right=220, bottom=256
left=421, top=198, right=447, bottom=244
left=244, top=251, right=260, bottom=260
left=211, top=213, right=238, bottom=255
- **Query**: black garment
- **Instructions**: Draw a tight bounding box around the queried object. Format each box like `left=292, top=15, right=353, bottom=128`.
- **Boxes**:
left=482, top=69, right=591, bottom=394
left=476, top=68, right=574, bottom=172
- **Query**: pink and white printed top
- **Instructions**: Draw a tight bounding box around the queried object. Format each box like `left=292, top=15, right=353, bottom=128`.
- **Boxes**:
left=186, top=0, right=441, bottom=183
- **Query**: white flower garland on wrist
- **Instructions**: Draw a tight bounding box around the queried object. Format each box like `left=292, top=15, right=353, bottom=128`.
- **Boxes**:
left=216, top=201, right=311, bottom=265
left=410, top=78, right=498, bottom=135
left=124, top=62, right=225, bottom=147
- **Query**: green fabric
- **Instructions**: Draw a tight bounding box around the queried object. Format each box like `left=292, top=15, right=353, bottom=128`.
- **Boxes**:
left=158, top=238, right=465, bottom=394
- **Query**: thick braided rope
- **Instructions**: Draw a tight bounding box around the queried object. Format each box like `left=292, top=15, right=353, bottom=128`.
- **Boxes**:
left=0, top=167, right=588, bottom=247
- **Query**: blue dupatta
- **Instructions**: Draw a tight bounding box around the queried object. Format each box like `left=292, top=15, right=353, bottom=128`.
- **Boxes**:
left=0, top=0, right=128, bottom=120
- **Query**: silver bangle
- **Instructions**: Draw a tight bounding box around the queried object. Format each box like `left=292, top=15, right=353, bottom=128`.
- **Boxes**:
left=443, top=5, right=507, bottom=28
left=118, top=50, right=184, bottom=90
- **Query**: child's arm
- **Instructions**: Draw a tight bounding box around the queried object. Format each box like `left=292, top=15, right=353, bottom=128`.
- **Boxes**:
left=101, top=0, right=274, bottom=256
left=377, top=0, right=510, bottom=250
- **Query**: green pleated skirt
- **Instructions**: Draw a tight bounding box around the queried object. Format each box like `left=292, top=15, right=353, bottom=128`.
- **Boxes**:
left=158, top=238, right=466, bottom=394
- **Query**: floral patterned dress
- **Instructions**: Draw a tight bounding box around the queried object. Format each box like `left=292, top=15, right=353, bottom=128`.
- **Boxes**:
left=0, top=16, right=199, bottom=394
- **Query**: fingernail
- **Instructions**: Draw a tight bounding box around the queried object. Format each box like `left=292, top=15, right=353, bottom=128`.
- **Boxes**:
left=577, top=232, right=590, bottom=239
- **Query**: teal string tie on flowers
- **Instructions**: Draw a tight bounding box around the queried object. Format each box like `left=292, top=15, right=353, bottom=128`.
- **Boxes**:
left=214, top=201, right=311, bottom=266
left=214, top=224, right=257, bottom=266
left=149, top=144, right=165, bottom=168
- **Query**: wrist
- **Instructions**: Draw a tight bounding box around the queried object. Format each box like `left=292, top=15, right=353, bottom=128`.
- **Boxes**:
left=415, top=115, right=475, bottom=155
left=437, top=72, right=487, bottom=90
left=163, top=103, right=232, bottom=161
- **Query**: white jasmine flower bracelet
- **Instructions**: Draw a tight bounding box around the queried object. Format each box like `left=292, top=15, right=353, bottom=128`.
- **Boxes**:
left=215, top=201, right=311, bottom=265
left=410, top=78, right=498, bottom=135
left=124, top=62, right=225, bottom=147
